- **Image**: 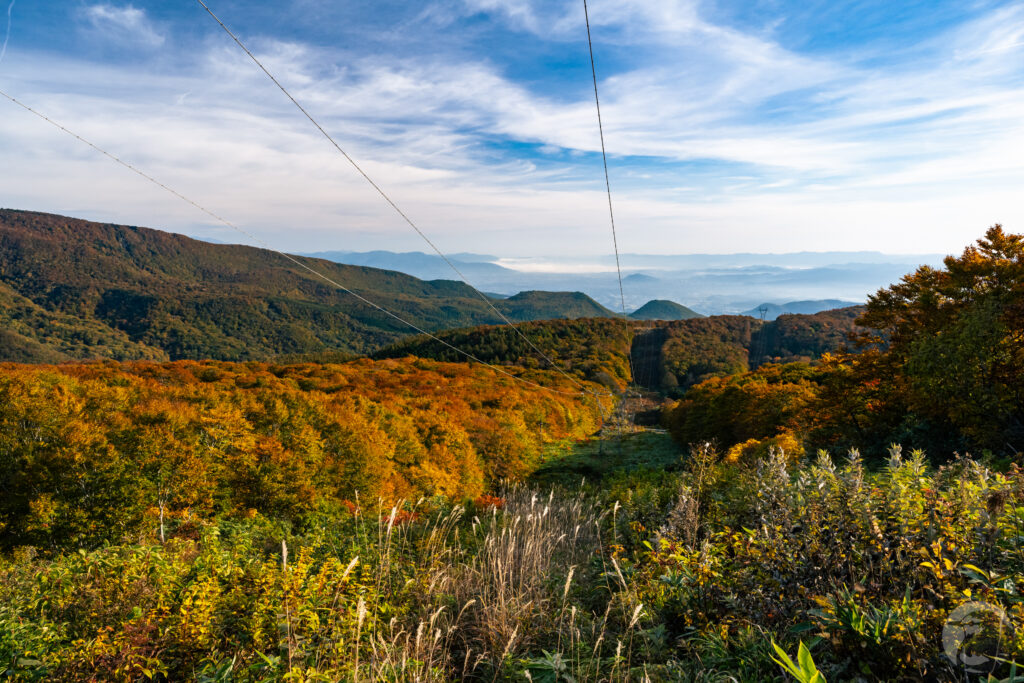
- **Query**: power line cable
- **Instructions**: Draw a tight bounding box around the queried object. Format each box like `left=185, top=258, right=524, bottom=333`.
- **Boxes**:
left=582, top=0, right=636, bottom=436
left=0, top=87, right=609, bottom=400
left=194, top=0, right=591, bottom=395
left=582, top=0, right=632, bottom=359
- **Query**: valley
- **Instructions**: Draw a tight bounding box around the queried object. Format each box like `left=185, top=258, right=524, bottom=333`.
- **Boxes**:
left=1, top=215, right=1022, bottom=681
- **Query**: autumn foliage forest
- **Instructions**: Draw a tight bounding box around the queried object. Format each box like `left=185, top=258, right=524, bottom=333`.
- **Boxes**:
left=2, top=225, right=1024, bottom=681
left=666, top=225, right=1024, bottom=461
left=0, top=358, right=606, bottom=551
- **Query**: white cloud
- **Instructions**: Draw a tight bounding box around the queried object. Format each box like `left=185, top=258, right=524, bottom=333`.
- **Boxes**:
left=1, top=1, right=1022, bottom=259
left=459, top=0, right=705, bottom=41
left=82, top=4, right=165, bottom=47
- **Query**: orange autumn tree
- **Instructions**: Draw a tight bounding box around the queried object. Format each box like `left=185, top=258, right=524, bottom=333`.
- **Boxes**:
left=0, top=358, right=606, bottom=550
left=662, top=362, right=819, bottom=456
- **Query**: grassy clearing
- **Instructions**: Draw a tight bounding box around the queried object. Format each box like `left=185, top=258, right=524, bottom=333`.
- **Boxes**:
left=531, top=430, right=684, bottom=487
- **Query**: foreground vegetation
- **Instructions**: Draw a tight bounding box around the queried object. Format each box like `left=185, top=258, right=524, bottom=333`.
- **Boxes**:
left=3, top=441, right=1024, bottom=681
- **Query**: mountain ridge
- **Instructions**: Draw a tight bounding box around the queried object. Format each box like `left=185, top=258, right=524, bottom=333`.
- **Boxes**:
left=0, top=209, right=617, bottom=362
left=741, top=299, right=862, bottom=320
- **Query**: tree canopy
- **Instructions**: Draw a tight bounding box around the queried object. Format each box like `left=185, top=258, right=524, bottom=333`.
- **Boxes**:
left=664, top=225, right=1024, bottom=459
left=860, top=225, right=1024, bottom=450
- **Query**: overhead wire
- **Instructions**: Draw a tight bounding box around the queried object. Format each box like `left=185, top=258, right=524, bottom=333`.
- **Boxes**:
left=582, top=0, right=632, bottom=339
left=0, top=87, right=610, bottom=400
left=582, top=0, right=637, bottom=432
left=194, top=0, right=594, bottom=396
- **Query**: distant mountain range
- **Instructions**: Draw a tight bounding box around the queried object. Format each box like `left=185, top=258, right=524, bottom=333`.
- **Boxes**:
left=741, top=300, right=861, bottom=320
left=305, top=249, right=941, bottom=315
left=608, top=251, right=943, bottom=269
left=0, top=210, right=614, bottom=362
left=304, top=250, right=509, bottom=282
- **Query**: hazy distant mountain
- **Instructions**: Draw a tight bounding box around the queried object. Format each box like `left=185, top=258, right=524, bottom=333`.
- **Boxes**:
left=630, top=300, right=703, bottom=321
left=304, top=250, right=510, bottom=282
left=0, top=210, right=617, bottom=362
left=741, top=300, right=862, bottom=320
left=616, top=252, right=943, bottom=270
left=306, top=249, right=940, bottom=315
left=624, top=273, right=659, bottom=284
left=449, top=252, right=499, bottom=262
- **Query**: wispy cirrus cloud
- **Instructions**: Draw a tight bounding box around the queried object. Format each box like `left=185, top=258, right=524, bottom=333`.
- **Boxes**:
left=0, top=0, right=16, bottom=65
left=1, top=0, right=1022, bottom=257
left=81, top=4, right=165, bottom=47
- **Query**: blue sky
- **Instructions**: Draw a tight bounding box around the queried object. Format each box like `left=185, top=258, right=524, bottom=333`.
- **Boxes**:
left=1, top=0, right=1023, bottom=257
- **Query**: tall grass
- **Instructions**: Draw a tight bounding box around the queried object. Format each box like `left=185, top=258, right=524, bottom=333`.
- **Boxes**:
left=5, top=444, right=1024, bottom=681
left=333, top=486, right=648, bottom=681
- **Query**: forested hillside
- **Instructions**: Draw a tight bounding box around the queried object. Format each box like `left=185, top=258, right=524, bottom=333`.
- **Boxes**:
left=658, top=307, right=863, bottom=389
left=629, top=299, right=703, bottom=320
left=2, top=227, right=1024, bottom=682
left=0, top=357, right=606, bottom=551
left=748, top=306, right=865, bottom=367
left=374, top=318, right=634, bottom=389
left=0, top=210, right=613, bottom=362
left=665, top=225, right=1024, bottom=460
left=493, top=290, right=615, bottom=320
left=379, top=309, right=863, bottom=393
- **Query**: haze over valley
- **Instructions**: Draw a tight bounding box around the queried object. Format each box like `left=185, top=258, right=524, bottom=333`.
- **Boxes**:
left=304, top=247, right=939, bottom=315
